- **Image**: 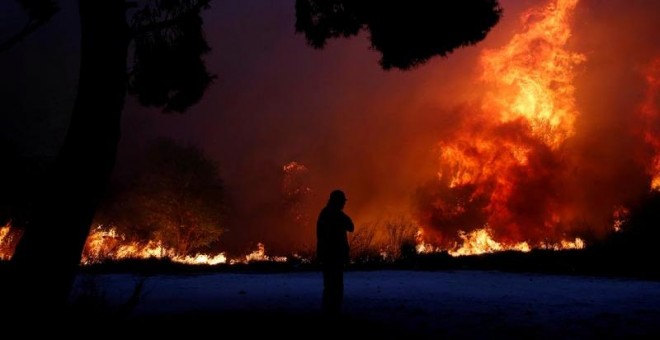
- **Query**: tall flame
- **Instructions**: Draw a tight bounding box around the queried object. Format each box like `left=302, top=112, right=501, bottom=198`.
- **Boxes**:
left=422, top=0, right=587, bottom=250
left=481, top=0, right=585, bottom=148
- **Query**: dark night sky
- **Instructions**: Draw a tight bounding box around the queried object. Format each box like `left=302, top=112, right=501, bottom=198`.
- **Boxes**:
left=1, top=0, right=658, bottom=254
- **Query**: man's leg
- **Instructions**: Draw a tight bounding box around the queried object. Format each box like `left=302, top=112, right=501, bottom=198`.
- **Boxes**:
left=322, top=264, right=344, bottom=315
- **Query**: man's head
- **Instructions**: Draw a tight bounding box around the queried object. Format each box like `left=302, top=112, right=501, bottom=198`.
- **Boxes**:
left=328, top=189, right=347, bottom=208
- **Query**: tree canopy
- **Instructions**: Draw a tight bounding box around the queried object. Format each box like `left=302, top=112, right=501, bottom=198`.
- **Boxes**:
left=97, top=138, right=226, bottom=255
left=295, top=0, right=502, bottom=70
left=128, top=0, right=215, bottom=113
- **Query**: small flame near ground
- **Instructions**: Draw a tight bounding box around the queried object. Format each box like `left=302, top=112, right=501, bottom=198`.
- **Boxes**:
left=0, top=222, right=587, bottom=264
left=80, top=226, right=288, bottom=265
left=415, top=227, right=583, bottom=257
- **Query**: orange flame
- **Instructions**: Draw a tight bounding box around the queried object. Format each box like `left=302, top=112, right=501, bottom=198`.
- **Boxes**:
left=1, top=221, right=288, bottom=266
left=415, top=228, right=440, bottom=254
left=80, top=226, right=288, bottom=265
left=0, top=222, right=14, bottom=260
left=448, top=228, right=532, bottom=256
left=82, top=226, right=227, bottom=265
left=439, top=0, right=585, bottom=190
left=414, top=226, right=583, bottom=257
left=425, top=0, right=587, bottom=251
left=441, top=0, right=585, bottom=185
left=481, top=0, right=585, bottom=148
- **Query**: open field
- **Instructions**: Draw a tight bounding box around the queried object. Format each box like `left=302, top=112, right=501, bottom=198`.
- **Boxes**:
left=67, top=269, right=660, bottom=338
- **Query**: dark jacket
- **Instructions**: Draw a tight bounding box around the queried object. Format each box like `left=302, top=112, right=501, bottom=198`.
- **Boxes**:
left=316, top=205, right=354, bottom=264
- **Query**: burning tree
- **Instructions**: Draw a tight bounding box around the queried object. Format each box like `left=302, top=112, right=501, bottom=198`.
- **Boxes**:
left=96, top=138, right=226, bottom=256
left=416, top=0, right=588, bottom=250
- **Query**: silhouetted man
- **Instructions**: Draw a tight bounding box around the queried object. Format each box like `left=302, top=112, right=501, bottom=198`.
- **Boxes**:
left=316, top=189, right=354, bottom=316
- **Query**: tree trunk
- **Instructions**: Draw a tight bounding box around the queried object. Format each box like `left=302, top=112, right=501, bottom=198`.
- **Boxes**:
left=5, top=0, right=128, bottom=317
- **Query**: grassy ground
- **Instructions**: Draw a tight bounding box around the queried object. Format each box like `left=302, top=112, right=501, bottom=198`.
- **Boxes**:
left=63, top=247, right=660, bottom=281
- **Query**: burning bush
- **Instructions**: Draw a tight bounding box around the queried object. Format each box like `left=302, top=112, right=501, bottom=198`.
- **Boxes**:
left=95, top=137, right=226, bottom=256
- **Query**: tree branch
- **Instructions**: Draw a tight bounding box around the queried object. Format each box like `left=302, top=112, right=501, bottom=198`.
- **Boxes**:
left=0, top=18, right=50, bottom=53
left=131, top=0, right=209, bottom=37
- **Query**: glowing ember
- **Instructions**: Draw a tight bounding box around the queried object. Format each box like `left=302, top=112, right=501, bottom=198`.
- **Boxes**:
left=237, top=242, right=287, bottom=264
left=289, top=252, right=312, bottom=264
left=612, top=206, right=630, bottom=232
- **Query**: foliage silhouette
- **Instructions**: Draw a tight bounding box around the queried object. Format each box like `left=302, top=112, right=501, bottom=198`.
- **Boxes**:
left=4, top=0, right=214, bottom=318
left=295, top=0, right=502, bottom=70
left=128, top=0, right=215, bottom=112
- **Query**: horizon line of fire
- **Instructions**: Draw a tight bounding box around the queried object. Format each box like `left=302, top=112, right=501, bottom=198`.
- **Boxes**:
left=0, top=222, right=586, bottom=265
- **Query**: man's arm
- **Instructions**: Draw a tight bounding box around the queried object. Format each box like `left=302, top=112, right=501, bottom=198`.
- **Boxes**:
left=343, top=213, right=354, bottom=232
